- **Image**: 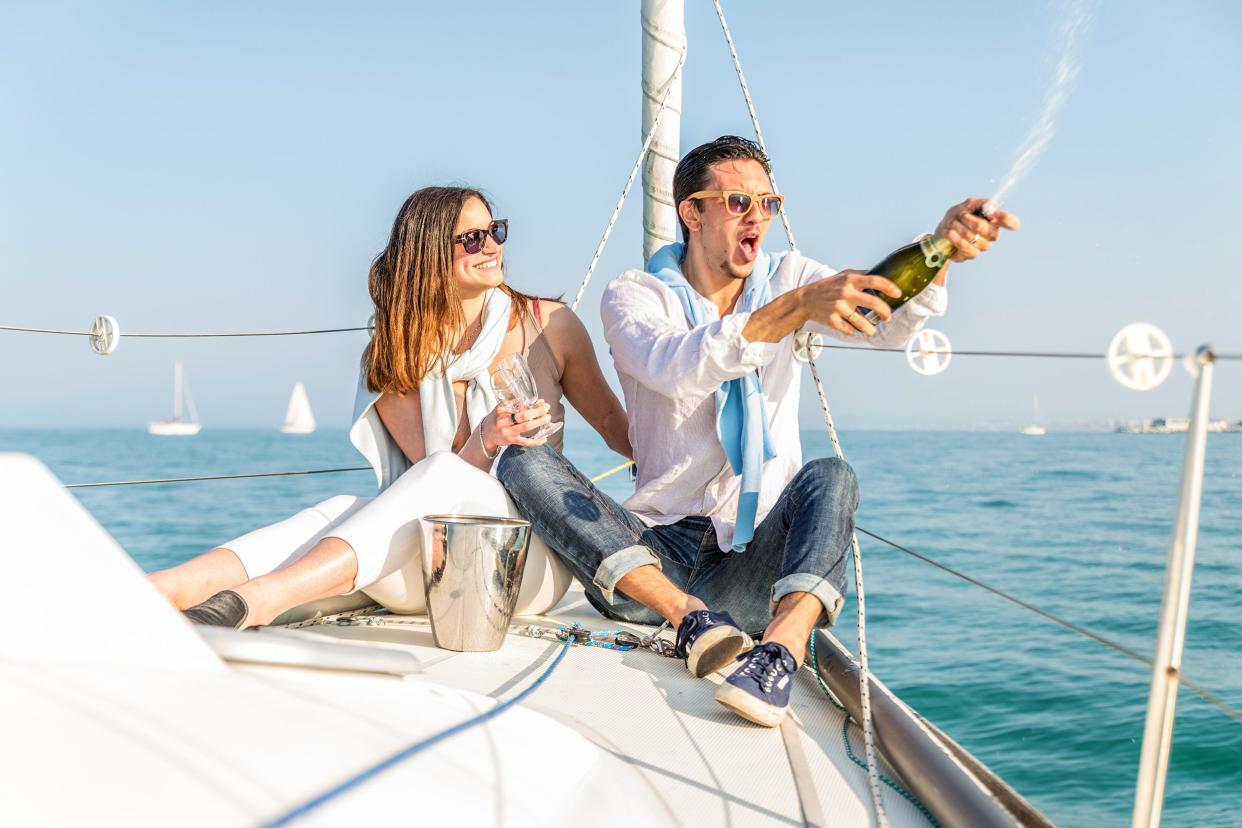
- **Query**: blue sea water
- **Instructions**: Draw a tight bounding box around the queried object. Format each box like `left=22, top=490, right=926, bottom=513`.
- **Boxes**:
left=2, top=427, right=1239, bottom=826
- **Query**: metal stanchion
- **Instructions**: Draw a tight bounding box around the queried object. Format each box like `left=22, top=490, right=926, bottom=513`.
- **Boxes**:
left=1131, top=346, right=1216, bottom=828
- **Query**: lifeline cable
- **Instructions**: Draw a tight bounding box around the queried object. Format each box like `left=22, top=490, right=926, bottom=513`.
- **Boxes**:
left=710, top=1, right=888, bottom=821
left=0, top=324, right=368, bottom=338
left=65, top=467, right=371, bottom=489
left=65, top=461, right=633, bottom=490
left=57, top=459, right=1242, bottom=724
left=857, top=525, right=1242, bottom=726
left=5, top=322, right=1236, bottom=362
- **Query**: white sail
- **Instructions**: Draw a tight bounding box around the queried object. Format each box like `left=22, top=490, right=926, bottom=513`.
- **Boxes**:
left=1021, top=395, right=1046, bottom=435
left=280, top=381, right=316, bottom=434
left=148, top=362, right=201, bottom=436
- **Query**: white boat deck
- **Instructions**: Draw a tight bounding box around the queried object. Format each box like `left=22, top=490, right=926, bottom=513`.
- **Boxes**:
left=1, top=452, right=942, bottom=827
left=281, top=588, right=932, bottom=828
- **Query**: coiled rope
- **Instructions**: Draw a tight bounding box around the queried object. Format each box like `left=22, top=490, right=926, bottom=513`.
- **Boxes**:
left=260, top=636, right=572, bottom=828
left=709, top=2, right=888, bottom=822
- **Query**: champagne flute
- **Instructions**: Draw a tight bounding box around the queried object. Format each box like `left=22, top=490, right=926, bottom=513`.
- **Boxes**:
left=489, top=353, right=563, bottom=440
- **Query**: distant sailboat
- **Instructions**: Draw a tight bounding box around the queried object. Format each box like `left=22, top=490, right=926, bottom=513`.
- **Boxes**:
left=1021, top=395, right=1047, bottom=436
left=280, top=381, right=316, bottom=434
left=148, top=362, right=201, bottom=436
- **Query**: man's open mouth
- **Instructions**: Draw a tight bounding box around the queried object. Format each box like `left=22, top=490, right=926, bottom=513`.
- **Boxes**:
left=738, top=231, right=759, bottom=261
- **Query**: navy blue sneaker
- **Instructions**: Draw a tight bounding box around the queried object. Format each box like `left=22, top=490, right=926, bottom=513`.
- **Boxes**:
left=675, top=609, right=753, bottom=678
left=715, top=642, right=798, bottom=727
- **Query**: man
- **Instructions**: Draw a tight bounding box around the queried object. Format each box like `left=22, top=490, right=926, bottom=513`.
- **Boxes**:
left=498, top=135, right=1018, bottom=726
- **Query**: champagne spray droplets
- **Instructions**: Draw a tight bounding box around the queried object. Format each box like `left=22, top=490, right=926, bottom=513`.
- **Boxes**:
left=990, top=0, right=1095, bottom=210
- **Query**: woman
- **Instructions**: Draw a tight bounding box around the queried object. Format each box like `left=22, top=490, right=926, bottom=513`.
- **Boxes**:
left=150, top=186, right=631, bottom=629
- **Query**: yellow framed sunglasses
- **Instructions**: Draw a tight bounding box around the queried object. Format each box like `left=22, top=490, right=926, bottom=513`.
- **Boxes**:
left=686, top=190, right=785, bottom=218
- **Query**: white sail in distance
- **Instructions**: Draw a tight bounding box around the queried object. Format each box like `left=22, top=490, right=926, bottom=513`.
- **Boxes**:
left=1021, top=395, right=1047, bottom=435
left=148, top=362, right=202, bottom=436
left=280, top=381, right=316, bottom=434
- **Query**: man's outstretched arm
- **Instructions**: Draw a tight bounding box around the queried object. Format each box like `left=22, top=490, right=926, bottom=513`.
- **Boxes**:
left=746, top=197, right=1021, bottom=344
left=742, top=270, right=901, bottom=343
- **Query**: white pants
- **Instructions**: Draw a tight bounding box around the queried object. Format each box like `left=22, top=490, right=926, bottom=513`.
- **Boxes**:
left=221, top=452, right=572, bottom=614
left=223, top=493, right=372, bottom=584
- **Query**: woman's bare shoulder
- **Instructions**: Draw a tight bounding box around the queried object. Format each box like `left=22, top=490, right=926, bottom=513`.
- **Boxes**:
left=533, top=299, right=594, bottom=372
left=538, top=299, right=583, bottom=333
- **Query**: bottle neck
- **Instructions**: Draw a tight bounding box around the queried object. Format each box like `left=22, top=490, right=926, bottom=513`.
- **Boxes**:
left=919, top=236, right=954, bottom=269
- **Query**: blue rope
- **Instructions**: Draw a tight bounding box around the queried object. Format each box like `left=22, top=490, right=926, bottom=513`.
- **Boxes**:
left=261, top=636, right=573, bottom=827
left=807, top=634, right=940, bottom=828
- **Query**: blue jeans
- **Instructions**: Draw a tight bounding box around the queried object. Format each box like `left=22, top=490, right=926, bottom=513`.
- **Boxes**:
left=496, top=444, right=858, bottom=635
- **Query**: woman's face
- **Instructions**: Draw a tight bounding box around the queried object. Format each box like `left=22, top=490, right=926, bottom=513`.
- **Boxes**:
left=451, top=196, right=504, bottom=298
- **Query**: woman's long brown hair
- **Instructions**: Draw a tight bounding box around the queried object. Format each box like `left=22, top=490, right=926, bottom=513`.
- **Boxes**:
left=363, top=186, right=533, bottom=394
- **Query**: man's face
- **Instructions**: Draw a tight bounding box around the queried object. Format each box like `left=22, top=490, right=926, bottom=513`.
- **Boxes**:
left=681, top=158, right=774, bottom=280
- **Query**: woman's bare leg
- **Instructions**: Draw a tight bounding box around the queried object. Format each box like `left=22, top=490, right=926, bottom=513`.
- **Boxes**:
left=230, top=537, right=359, bottom=628
left=149, top=548, right=249, bottom=610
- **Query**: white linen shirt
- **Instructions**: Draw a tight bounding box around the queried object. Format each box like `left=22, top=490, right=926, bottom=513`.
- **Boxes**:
left=601, top=251, right=946, bottom=552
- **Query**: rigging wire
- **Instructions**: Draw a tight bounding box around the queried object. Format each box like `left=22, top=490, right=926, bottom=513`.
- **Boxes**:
left=65, top=467, right=370, bottom=489
left=0, top=324, right=369, bottom=338
left=818, top=344, right=1182, bottom=360
left=856, top=526, right=1242, bottom=727
left=56, top=461, right=1242, bottom=725
left=710, top=0, right=796, bottom=251
left=62, top=461, right=640, bottom=491
left=60, top=462, right=1242, bottom=728
left=63, top=460, right=634, bottom=490
left=569, top=44, right=686, bottom=312
left=3, top=322, right=1237, bottom=362
left=709, top=1, right=887, bottom=822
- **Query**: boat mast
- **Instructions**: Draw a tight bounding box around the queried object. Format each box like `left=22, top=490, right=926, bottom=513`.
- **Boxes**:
left=640, top=0, right=684, bottom=262
left=183, top=369, right=199, bottom=424
left=173, top=362, right=182, bottom=421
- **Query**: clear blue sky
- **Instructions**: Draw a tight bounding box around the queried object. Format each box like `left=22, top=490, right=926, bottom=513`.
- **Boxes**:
left=2, top=1, right=1239, bottom=429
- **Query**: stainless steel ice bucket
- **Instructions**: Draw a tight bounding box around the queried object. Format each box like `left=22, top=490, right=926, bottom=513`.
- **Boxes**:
left=419, top=514, right=532, bottom=652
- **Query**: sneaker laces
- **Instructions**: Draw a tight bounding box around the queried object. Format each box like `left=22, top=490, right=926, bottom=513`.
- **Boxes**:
left=738, top=643, right=792, bottom=692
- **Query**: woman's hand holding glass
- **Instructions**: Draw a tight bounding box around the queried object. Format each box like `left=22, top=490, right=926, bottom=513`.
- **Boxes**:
left=489, top=353, right=564, bottom=441
left=479, top=398, right=553, bottom=454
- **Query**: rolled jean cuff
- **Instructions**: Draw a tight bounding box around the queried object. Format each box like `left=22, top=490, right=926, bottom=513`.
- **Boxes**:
left=771, top=574, right=845, bottom=627
left=592, top=544, right=661, bottom=604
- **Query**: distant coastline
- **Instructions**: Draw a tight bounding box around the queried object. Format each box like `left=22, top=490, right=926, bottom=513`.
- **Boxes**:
left=5, top=423, right=1242, bottom=434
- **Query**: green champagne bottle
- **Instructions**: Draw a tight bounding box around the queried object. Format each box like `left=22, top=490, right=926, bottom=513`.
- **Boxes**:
left=857, top=235, right=955, bottom=322
left=858, top=206, right=991, bottom=322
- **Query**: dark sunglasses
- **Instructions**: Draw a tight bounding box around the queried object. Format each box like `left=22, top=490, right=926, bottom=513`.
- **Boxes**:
left=453, top=219, right=509, bottom=255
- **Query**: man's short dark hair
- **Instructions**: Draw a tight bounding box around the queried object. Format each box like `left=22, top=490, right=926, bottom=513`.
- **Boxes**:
left=672, top=135, right=772, bottom=240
